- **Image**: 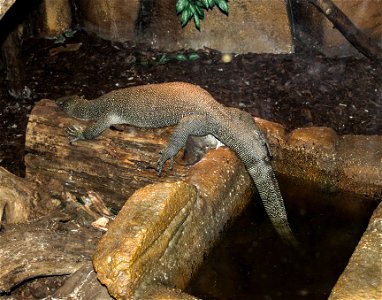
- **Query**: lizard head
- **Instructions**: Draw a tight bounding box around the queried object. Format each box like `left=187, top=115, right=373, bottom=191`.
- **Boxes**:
left=56, top=95, right=84, bottom=113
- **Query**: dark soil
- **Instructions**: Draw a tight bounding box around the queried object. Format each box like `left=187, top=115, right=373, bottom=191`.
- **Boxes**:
left=1, top=31, right=381, bottom=177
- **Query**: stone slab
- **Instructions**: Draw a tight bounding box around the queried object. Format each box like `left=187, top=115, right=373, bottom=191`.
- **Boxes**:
left=93, top=148, right=253, bottom=299
left=0, top=0, right=16, bottom=21
left=256, top=118, right=382, bottom=197
left=40, top=0, right=72, bottom=37
left=329, top=201, right=382, bottom=300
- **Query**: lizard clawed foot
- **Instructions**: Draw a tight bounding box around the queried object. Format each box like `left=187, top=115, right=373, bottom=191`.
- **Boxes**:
left=66, top=125, right=85, bottom=142
left=156, top=148, right=176, bottom=176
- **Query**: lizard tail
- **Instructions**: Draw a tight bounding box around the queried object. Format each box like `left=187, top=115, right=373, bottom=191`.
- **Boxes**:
left=247, top=164, right=299, bottom=248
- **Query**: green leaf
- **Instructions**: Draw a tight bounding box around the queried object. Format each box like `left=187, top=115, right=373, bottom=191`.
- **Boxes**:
left=175, top=54, right=188, bottom=61
left=200, top=0, right=209, bottom=9
left=156, top=54, right=171, bottom=65
left=64, top=29, right=77, bottom=38
left=214, top=0, right=228, bottom=14
left=54, top=35, right=66, bottom=44
left=207, top=0, right=214, bottom=8
left=188, top=5, right=201, bottom=30
left=187, top=53, right=200, bottom=61
left=189, top=3, right=196, bottom=14
left=180, top=8, right=192, bottom=26
left=176, top=0, right=189, bottom=14
left=194, top=3, right=205, bottom=19
left=193, top=13, right=201, bottom=30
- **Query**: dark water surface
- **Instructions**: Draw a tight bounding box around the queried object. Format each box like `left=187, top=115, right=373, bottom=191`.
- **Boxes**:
left=186, top=177, right=379, bottom=300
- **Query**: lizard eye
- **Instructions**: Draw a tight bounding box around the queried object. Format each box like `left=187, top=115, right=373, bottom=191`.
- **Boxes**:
left=56, top=95, right=80, bottom=111
left=56, top=98, right=68, bottom=110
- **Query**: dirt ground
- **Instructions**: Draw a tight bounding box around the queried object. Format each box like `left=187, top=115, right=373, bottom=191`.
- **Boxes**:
left=0, top=31, right=381, bottom=177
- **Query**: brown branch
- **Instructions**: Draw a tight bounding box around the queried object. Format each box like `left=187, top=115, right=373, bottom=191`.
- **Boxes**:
left=308, top=0, right=382, bottom=60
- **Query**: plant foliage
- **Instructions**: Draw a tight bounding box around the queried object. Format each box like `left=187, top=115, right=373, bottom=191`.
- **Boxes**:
left=176, top=0, right=229, bottom=30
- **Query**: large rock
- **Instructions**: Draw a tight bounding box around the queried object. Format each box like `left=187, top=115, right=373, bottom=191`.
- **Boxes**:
left=93, top=149, right=253, bottom=299
left=39, top=0, right=72, bottom=37
left=76, top=0, right=140, bottom=41
left=144, top=0, right=293, bottom=54
left=256, top=118, right=382, bottom=197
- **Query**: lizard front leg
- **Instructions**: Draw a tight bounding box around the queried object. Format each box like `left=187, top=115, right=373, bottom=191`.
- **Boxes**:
left=66, top=115, right=114, bottom=141
left=157, top=115, right=209, bottom=176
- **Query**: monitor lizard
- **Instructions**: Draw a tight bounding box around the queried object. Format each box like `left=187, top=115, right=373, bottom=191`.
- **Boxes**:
left=56, top=82, right=298, bottom=247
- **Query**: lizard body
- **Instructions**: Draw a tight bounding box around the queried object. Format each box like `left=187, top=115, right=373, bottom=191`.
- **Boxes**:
left=57, top=82, right=297, bottom=247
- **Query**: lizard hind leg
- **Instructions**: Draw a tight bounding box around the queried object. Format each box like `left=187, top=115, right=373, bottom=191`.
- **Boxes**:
left=156, top=115, right=209, bottom=176
left=227, top=107, right=273, bottom=159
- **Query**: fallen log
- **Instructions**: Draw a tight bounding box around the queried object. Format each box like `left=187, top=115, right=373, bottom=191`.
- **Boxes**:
left=25, top=99, right=189, bottom=211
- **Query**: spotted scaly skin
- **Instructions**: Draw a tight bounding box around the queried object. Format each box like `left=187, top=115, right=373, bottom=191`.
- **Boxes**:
left=56, top=82, right=298, bottom=247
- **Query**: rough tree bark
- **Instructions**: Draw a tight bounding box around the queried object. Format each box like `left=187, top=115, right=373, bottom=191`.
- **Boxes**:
left=307, top=0, right=382, bottom=60
left=0, top=167, right=50, bottom=226
left=0, top=210, right=102, bottom=293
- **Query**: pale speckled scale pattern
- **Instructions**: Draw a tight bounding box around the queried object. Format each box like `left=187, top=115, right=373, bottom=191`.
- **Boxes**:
left=56, top=82, right=298, bottom=246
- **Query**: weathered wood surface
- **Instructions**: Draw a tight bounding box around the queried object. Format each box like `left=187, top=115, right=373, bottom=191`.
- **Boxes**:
left=0, top=209, right=101, bottom=293
left=25, top=99, right=189, bottom=211
left=45, top=263, right=113, bottom=300
left=0, top=166, right=50, bottom=226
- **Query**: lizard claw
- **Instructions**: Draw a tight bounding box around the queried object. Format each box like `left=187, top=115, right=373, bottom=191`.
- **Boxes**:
left=156, top=148, right=176, bottom=176
left=66, top=125, right=85, bottom=142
